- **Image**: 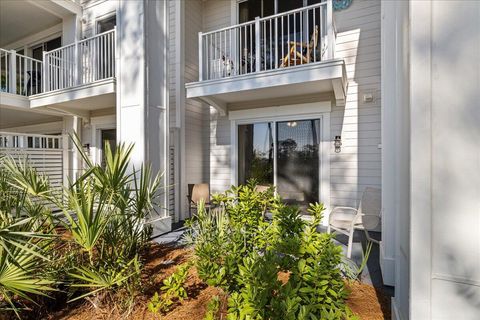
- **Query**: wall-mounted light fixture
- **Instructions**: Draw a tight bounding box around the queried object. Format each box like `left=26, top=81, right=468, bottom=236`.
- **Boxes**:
left=287, top=121, right=297, bottom=127
left=83, top=143, right=90, bottom=156
left=334, top=136, right=342, bottom=153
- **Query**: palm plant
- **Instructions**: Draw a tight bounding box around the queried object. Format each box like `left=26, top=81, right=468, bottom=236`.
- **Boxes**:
left=0, top=156, right=56, bottom=317
left=0, top=134, right=166, bottom=315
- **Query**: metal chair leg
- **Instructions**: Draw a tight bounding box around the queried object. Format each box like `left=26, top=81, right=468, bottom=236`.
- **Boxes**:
left=347, top=228, right=355, bottom=259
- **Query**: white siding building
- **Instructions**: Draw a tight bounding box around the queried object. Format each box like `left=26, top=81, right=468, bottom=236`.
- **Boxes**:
left=1, top=1, right=479, bottom=319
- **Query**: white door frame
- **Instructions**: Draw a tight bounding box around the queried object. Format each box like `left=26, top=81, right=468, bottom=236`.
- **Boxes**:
left=229, top=102, right=331, bottom=221
left=90, top=115, right=116, bottom=165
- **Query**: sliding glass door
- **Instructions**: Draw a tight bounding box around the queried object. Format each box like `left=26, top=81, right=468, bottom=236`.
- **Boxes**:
left=238, top=122, right=274, bottom=185
left=237, top=118, right=320, bottom=208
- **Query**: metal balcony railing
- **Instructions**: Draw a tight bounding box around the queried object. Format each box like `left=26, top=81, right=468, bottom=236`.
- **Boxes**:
left=198, top=0, right=334, bottom=81
left=0, top=29, right=116, bottom=97
left=0, top=49, right=43, bottom=96
left=43, top=28, right=116, bottom=92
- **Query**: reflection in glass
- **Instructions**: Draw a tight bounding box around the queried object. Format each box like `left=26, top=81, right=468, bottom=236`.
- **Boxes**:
left=276, top=119, right=320, bottom=207
left=238, top=123, right=274, bottom=185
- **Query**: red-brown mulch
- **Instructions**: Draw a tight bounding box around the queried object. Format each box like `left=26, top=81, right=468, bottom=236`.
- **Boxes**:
left=16, top=242, right=390, bottom=320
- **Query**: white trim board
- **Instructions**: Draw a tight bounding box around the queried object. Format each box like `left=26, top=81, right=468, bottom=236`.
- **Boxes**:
left=229, top=102, right=331, bottom=120
left=229, top=101, right=331, bottom=225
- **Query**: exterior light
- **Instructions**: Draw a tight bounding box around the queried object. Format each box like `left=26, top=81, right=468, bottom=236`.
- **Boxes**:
left=287, top=121, right=297, bottom=127
left=334, top=136, right=342, bottom=153
left=83, top=143, right=90, bottom=155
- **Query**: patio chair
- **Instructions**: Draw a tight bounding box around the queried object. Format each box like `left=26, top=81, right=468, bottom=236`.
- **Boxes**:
left=281, top=25, right=319, bottom=67
left=187, top=183, right=210, bottom=217
left=327, top=187, right=381, bottom=258
left=254, top=184, right=271, bottom=192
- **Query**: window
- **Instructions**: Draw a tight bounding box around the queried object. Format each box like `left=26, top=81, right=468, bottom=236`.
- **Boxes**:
left=238, top=118, right=320, bottom=209
left=239, top=0, right=274, bottom=23
left=97, top=15, right=116, bottom=33
left=100, top=129, right=116, bottom=168
left=238, top=0, right=323, bottom=22
left=31, top=37, right=62, bottom=61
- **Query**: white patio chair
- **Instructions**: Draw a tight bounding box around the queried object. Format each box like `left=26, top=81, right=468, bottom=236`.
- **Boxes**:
left=327, top=187, right=381, bottom=258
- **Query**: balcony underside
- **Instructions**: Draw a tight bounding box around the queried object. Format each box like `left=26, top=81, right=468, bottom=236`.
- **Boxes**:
left=29, top=78, right=115, bottom=118
left=186, top=59, right=347, bottom=115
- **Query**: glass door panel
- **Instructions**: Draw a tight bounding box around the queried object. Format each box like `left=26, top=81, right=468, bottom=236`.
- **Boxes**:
left=101, top=129, right=116, bottom=168
left=276, top=119, right=320, bottom=207
left=238, top=123, right=274, bottom=186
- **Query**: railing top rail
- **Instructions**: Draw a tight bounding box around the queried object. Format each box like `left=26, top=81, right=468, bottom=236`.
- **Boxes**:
left=44, top=28, right=116, bottom=55
left=77, top=28, right=115, bottom=45
left=201, top=2, right=327, bottom=36
left=0, top=132, right=63, bottom=139
left=0, top=48, right=43, bottom=63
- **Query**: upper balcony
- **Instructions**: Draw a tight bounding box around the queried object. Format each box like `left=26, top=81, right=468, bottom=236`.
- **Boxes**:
left=186, top=0, right=347, bottom=115
left=1, top=29, right=116, bottom=113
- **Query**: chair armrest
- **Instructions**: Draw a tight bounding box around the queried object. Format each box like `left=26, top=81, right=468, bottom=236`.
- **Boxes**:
left=354, top=213, right=381, bottom=230
left=329, top=206, right=358, bottom=224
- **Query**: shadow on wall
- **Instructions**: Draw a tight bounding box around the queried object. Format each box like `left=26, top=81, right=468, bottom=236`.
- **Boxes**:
left=409, top=0, right=480, bottom=316
left=333, top=0, right=382, bottom=210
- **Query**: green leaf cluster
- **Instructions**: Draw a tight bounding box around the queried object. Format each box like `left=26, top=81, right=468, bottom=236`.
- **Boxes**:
left=148, top=262, right=192, bottom=314
left=185, top=181, right=357, bottom=320
left=0, top=132, right=165, bottom=317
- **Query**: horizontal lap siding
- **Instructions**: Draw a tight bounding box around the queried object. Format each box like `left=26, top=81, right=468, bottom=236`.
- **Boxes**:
left=205, top=0, right=382, bottom=205
left=169, top=0, right=176, bottom=128
left=210, top=108, right=231, bottom=194
left=204, top=0, right=233, bottom=194
left=185, top=0, right=210, bottom=189
left=331, top=0, right=381, bottom=208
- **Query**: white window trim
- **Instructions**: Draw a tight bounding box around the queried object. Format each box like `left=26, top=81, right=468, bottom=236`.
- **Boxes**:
left=229, top=102, right=331, bottom=222
left=234, top=0, right=312, bottom=24
left=94, top=11, right=117, bottom=35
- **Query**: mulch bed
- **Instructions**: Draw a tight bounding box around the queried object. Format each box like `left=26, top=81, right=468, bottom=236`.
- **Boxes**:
left=19, top=242, right=390, bottom=320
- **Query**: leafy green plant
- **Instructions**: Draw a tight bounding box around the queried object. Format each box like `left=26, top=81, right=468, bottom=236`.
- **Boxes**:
left=186, top=182, right=355, bottom=319
left=0, top=134, right=166, bottom=317
left=204, top=295, right=221, bottom=320
left=341, top=241, right=373, bottom=281
left=0, top=156, right=56, bottom=317
left=148, top=262, right=192, bottom=314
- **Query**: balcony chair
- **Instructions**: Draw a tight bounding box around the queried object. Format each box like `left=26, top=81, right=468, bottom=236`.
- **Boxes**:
left=187, top=183, right=211, bottom=217
left=327, top=187, right=381, bottom=258
left=281, top=25, right=319, bottom=67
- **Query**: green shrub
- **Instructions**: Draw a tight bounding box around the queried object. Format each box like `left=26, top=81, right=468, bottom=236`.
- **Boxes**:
left=186, top=181, right=355, bottom=320
left=148, top=262, right=192, bottom=314
left=204, top=295, right=221, bottom=320
left=0, top=134, right=165, bottom=317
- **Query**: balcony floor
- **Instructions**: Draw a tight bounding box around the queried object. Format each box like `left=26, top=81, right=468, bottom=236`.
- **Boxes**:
left=186, top=59, right=347, bottom=115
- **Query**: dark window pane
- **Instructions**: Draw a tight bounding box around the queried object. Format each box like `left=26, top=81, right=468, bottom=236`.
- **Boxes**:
left=238, top=123, right=274, bottom=185
left=97, top=15, right=116, bottom=33
left=278, top=0, right=304, bottom=13
left=46, top=37, right=62, bottom=51
left=101, top=129, right=116, bottom=168
left=276, top=119, right=320, bottom=207
left=32, top=46, right=43, bottom=61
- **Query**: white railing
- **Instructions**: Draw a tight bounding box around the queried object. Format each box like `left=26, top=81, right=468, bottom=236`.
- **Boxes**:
left=0, top=132, right=63, bottom=150
left=199, top=1, right=334, bottom=81
left=0, top=49, right=43, bottom=96
left=43, top=28, right=116, bottom=92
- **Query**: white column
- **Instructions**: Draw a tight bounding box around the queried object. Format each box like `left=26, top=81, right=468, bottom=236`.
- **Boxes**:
left=380, top=0, right=397, bottom=287
left=116, top=0, right=170, bottom=234
left=62, top=116, right=82, bottom=182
